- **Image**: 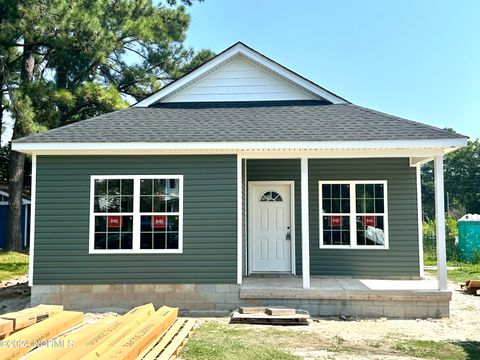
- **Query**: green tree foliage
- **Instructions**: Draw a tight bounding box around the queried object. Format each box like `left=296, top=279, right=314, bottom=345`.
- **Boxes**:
left=0, top=0, right=214, bottom=250
left=423, top=216, right=459, bottom=264
left=421, top=139, right=480, bottom=220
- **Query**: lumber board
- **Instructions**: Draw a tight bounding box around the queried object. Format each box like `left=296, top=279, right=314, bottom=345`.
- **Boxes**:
left=0, top=311, right=37, bottom=331
left=0, top=311, right=83, bottom=360
left=29, top=304, right=64, bottom=322
left=230, top=311, right=309, bottom=325
left=239, top=307, right=266, bottom=314
left=141, top=319, right=186, bottom=360
left=0, top=318, right=13, bottom=337
left=0, top=304, right=64, bottom=331
left=58, top=303, right=155, bottom=360
left=25, top=316, right=116, bottom=360
left=101, top=306, right=178, bottom=360
left=266, top=307, right=296, bottom=316
left=467, top=280, right=480, bottom=289
left=156, top=319, right=196, bottom=360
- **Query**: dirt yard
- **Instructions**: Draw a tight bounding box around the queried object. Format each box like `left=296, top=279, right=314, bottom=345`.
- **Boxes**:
left=1, top=276, right=479, bottom=359
left=180, top=279, right=480, bottom=359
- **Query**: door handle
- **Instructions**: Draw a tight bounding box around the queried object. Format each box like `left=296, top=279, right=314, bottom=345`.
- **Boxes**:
left=286, top=232, right=291, bottom=241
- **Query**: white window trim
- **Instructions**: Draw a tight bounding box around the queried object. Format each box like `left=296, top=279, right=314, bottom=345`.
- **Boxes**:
left=319, top=180, right=389, bottom=250
left=89, top=175, right=183, bottom=254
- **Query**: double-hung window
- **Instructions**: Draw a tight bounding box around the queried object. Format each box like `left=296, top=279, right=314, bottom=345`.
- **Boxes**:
left=319, top=181, right=388, bottom=249
left=90, top=175, right=183, bottom=254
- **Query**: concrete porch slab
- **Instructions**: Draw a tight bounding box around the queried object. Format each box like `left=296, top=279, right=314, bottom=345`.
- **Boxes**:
left=240, top=276, right=452, bottom=302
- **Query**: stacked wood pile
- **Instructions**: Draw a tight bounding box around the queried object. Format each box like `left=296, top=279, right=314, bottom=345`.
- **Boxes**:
left=0, top=304, right=196, bottom=360
left=230, top=307, right=309, bottom=325
left=460, top=280, right=480, bottom=295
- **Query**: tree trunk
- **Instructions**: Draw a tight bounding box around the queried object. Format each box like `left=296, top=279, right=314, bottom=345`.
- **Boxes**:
left=6, top=150, right=25, bottom=250
left=6, top=43, right=35, bottom=251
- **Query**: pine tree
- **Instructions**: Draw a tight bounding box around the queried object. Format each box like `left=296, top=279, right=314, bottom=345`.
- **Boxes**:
left=0, top=0, right=214, bottom=250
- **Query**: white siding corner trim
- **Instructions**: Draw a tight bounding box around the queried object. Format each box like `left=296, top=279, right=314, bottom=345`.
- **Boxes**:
left=28, top=154, right=37, bottom=286
left=416, top=165, right=425, bottom=277
left=237, top=155, right=243, bottom=284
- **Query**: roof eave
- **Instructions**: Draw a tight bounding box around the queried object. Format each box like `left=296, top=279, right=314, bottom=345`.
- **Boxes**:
left=11, top=138, right=468, bottom=156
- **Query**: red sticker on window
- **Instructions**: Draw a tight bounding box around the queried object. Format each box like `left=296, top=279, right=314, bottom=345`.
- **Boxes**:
left=152, top=215, right=167, bottom=229
left=362, top=216, right=377, bottom=227
left=108, top=216, right=122, bottom=228
left=328, top=216, right=342, bottom=227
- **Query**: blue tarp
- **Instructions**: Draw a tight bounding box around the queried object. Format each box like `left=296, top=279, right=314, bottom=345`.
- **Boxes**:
left=0, top=204, right=30, bottom=249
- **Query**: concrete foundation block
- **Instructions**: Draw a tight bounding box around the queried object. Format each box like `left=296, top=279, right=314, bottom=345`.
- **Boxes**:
left=30, top=284, right=451, bottom=319
left=203, top=293, right=227, bottom=304
left=195, top=284, right=216, bottom=293
left=358, top=304, right=384, bottom=317
left=164, top=292, right=186, bottom=305
left=215, top=284, right=232, bottom=293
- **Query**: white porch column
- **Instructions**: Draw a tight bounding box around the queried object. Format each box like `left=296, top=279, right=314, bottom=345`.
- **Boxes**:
left=237, top=155, right=243, bottom=285
left=434, top=155, right=447, bottom=290
left=301, top=158, right=310, bottom=289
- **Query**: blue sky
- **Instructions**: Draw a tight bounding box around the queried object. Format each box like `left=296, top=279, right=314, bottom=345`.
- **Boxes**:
left=184, top=0, right=479, bottom=139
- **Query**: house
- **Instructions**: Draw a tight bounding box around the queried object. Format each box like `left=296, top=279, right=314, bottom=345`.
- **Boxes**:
left=12, top=42, right=467, bottom=318
left=0, top=185, right=31, bottom=249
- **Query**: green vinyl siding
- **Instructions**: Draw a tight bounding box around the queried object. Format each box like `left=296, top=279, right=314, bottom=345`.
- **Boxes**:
left=34, top=155, right=237, bottom=284
left=309, top=158, right=419, bottom=277
left=247, top=158, right=419, bottom=277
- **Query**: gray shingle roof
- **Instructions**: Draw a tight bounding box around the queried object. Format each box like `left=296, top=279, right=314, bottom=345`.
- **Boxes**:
left=14, top=101, right=464, bottom=143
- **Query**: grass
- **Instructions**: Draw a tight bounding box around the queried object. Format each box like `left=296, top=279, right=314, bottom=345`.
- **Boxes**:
left=0, top=251, right=29, bottom=281
left=180, top=321, right=480, bottom=360
left=181, top=322, right=301, bottom=360
left=394, top=340, right=480, bottom=360
left=447, top=263, right=480, bottom=283
left=425, top=262, right=480, bottom=284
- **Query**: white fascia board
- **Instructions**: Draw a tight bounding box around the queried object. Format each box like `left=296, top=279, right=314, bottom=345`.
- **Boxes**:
left=133, top=43, right=347, bottom=107
left=410, top=156, right=434, bottom=167
left=11, top=137, right=468, bottom=154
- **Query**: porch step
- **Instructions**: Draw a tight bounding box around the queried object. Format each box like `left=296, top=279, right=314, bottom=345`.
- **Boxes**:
left=231, top=307, right=309, bottom=325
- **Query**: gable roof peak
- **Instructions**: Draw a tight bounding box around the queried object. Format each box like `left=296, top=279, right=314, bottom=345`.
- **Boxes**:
left=133, top=42, right=349, bottom=107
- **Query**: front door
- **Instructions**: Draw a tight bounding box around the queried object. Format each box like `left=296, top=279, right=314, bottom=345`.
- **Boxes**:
left=250, top=183, right=293, bottom=273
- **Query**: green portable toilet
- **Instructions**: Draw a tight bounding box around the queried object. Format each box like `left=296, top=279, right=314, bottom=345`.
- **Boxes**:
left=458, top=214, right=480, bottom=261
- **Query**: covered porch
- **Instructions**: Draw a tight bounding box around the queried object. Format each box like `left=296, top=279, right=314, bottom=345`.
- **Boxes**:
left=236, top=151, right=453, bottom=292
left=239, top=275, right=451, bottom=318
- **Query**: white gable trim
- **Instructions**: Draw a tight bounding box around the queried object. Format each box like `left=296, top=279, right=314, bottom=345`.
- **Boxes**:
left=133, top=42, right=347, bottom=107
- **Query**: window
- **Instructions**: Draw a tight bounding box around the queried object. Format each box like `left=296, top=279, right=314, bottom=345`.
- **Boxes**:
left=259, top=191, right=283, bottom=202
left=319, top=181, right=388, bottom=249
left=0, top=193, right=8, bottom=204
left=90, top=175, right=183, bottom=253
left=140, top=178, right=180, bottom=250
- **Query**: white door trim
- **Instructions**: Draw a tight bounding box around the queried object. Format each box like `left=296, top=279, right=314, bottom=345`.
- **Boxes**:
left=247, top=181, right=295, bottom=274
